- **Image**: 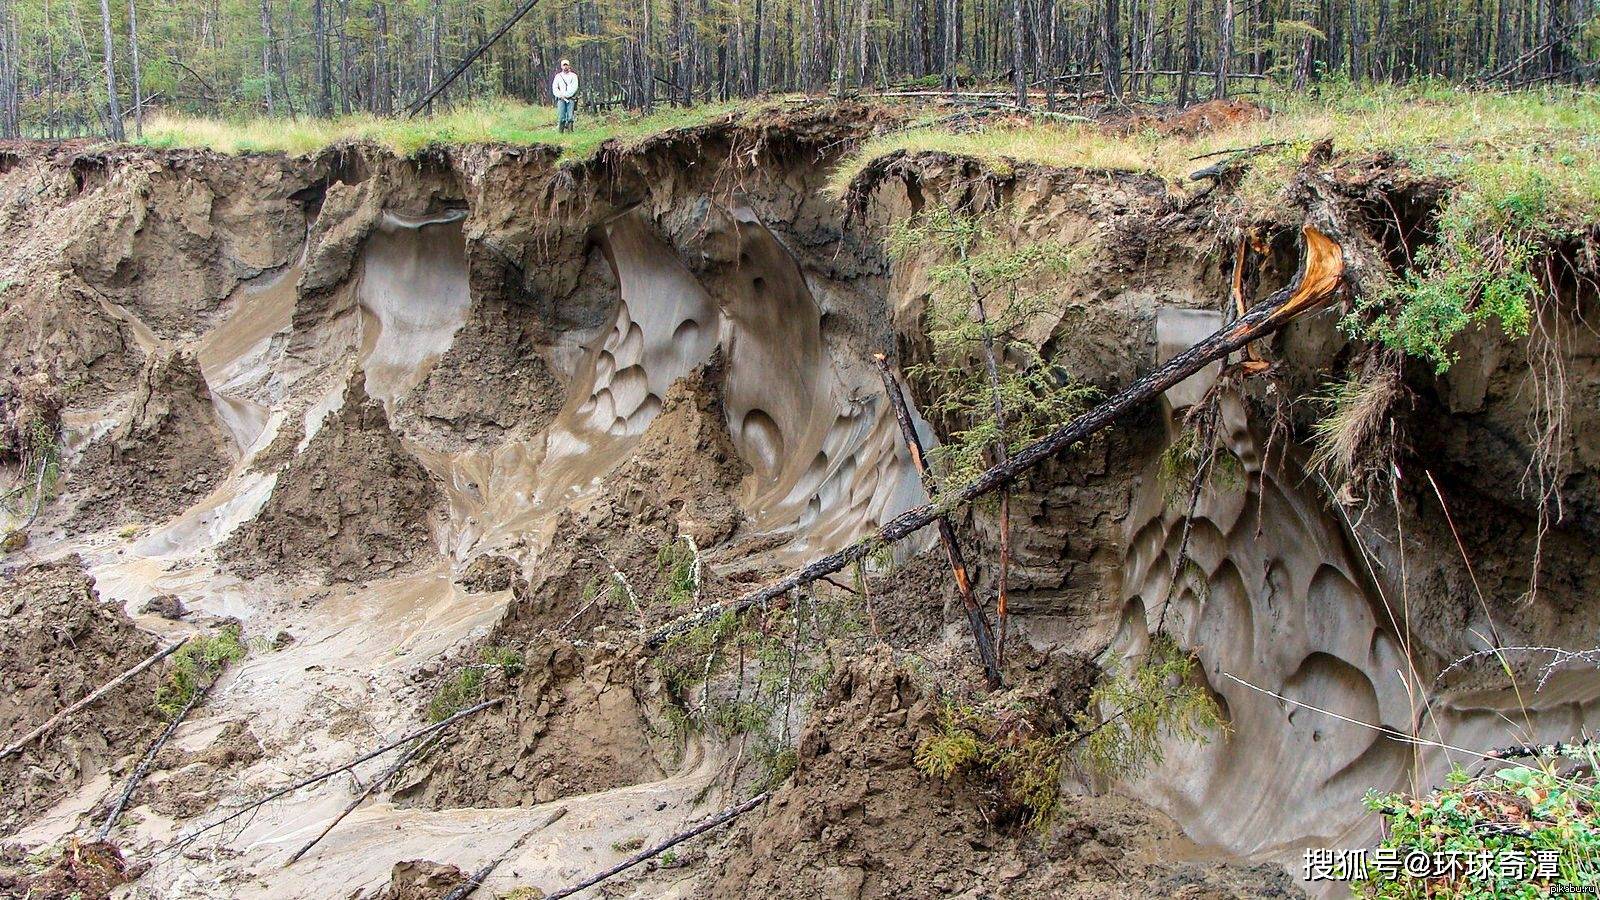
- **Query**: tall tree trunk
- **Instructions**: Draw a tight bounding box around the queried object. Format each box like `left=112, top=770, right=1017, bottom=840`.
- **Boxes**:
left=127, top=0, right=142, bottom=135
left=314, top=0, right=331, bottom=115
left=1178, top=0, right=1198, bottom=104
left=374, top=1, right=390, bottom=114
left=259, top=0, right=275, bottom=115
left=0, top=0, right=16, bottom=138
left=749, top=0, right=763, bottom=92
left=806, top=0, right=826, bottom=91
left=1011, top=0, right=1027, bottom=104
left=1102, top=0, right=1121, bottom=98
left=97, top=0, right=125, bottom=140
left=934, top=0, right=947, bottom=88
left=338, top=0, right=352, bottom=114
left=1037, top=0, right=1057, bottom=109
left=1213, top=0, right=1232, bottom=97
left=855, top=0, right=870, bottom=90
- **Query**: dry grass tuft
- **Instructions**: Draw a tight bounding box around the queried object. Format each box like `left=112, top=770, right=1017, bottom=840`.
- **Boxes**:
left=1308, top=364, right=1406, bottom=499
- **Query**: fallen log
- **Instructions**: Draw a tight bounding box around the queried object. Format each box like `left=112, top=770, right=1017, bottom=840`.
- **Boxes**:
left=543, top=792, right=769, bottom=899
left=96, top=662, right=224, bottom=840
left=164, top=698, right=502, bottom=854
left=871, top=355, right=1002, bottom=688
left=441, top=806, right=569, bottom=900
left=285, top=734, right=432, bottom=865
left=648, top=223, right=1345, bottom=650
left=1, top=637, right=189, bottom=759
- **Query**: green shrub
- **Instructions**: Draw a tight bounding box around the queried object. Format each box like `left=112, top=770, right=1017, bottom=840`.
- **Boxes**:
left=1074, top=634, right=1225, bottom=779
left=1355, top=763, right=1600, bottom=897
left=1345, top=166, right=1555, bottom=374
left=424, top=644, right=524, bottom=723
left=155, top=626, right=246, bottom=718
left=915, top=635, right=1223, bottom=832
left=654, top=539, right=697, bottom=607
left=914, top=698, right=1076, bottom=831
left=888, top=206, right=1098, bottom=494
left=1157, top=409, right=1244, bottom=505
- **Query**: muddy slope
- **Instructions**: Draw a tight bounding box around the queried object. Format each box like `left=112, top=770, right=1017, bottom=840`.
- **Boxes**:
left=0, top=103, right=1595, bottom=900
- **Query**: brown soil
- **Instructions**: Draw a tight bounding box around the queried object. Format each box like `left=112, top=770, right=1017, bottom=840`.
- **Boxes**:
left=0, top=838, right=140, bottom=900
left=702, top=651, right=1302, bottom=899
left=374, top=859, right=470, bottom=900
left=141, top=719, right=264, bottom=819
left=0, top=556, right=163, bottom=837
left=71, top=350, right=234, bottom=529
left=220, top=372, right=439, bottom=582
left=598, top=355, right=750, bottom=548
left=398, top=639, right=671, bottom=809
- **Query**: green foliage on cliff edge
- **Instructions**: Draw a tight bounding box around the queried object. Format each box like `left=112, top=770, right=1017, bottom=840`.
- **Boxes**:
left=887, top=205, right=1098, bottom=494
left=1356, top=763, right=1600, bottom=898
left=1343, top=160, right=1578, bottom=374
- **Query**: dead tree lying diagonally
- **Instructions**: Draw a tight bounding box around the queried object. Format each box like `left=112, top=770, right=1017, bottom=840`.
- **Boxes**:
left=648, top=223, right=1346, bottom=650
left=543, top=792, right=770, bottom=900
left=872, top=354, right=1002, bottom=688
left=97, top=662, right=228, bottom=841
left=1, top=637, right=189, bottom=759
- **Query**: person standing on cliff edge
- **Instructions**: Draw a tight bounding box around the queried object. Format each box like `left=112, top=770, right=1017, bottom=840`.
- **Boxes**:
left=552, top=60, right=578, bottom=133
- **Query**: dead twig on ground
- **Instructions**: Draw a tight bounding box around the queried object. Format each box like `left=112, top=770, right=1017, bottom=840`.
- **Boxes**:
left=162, top=698, right=501, bottom=856
left=96, top=659, right=225, bottom=840
left=285, top=734, right=434, bottom=865
left=543, top=793, right=769, bottom=900
left=440, top=806, right=568, bottom=900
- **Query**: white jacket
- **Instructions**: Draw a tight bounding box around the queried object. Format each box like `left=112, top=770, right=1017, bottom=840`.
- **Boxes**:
left=552, top=72, right=578, bottom=100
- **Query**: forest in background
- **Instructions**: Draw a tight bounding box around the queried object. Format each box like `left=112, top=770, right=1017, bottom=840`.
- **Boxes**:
left=0, top=0, right=1595, bottom=140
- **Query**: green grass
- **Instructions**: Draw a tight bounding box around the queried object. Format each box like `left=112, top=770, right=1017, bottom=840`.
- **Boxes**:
left=1356, top=762, right=1600, bottom=897
left=135, top=97, right=761, bottom=157
left=424, top=644, right=525, bottom=723
left=829, top=83, right=1600, bottom=216
left=155, top=626, right=246, bottom=718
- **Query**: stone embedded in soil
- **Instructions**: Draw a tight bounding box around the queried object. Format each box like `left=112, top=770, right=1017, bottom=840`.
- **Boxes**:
left=377, top=859, right=470, bottom=900
left=139, top=593, right=186, bottom=619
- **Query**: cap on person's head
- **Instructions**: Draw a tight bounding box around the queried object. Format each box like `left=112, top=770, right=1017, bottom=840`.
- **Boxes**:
left=561, top=59, right=572, bottom=67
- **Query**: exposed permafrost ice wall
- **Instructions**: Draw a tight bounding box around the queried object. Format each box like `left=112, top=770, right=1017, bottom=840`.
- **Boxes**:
left=466, top=206, right=926, bottom=559
left=1115, top=308, right=1600, bottom=875
left=358, top=212, right=473, bottom=405
left=718, top=207, right=927, bottom=557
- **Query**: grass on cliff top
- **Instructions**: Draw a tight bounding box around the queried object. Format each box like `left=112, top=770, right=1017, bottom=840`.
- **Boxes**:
left=830, top=83, right=1600, bottom=224
left=136, top=97, right=756, bottom=157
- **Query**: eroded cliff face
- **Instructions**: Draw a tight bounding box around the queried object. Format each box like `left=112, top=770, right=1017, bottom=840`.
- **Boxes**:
left=0, top=106, right=1595, bottom=899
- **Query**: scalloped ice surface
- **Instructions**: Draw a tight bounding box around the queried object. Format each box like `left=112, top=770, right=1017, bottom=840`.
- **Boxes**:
left=1108, top=309, right=1600, bottom=888
left=442, top=205, right=929, bottom=560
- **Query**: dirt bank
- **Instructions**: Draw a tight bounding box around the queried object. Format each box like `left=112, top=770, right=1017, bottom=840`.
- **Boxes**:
left=0, top=556, right=163, bottom=836
left=0, top=103, right=1594, bottom=900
